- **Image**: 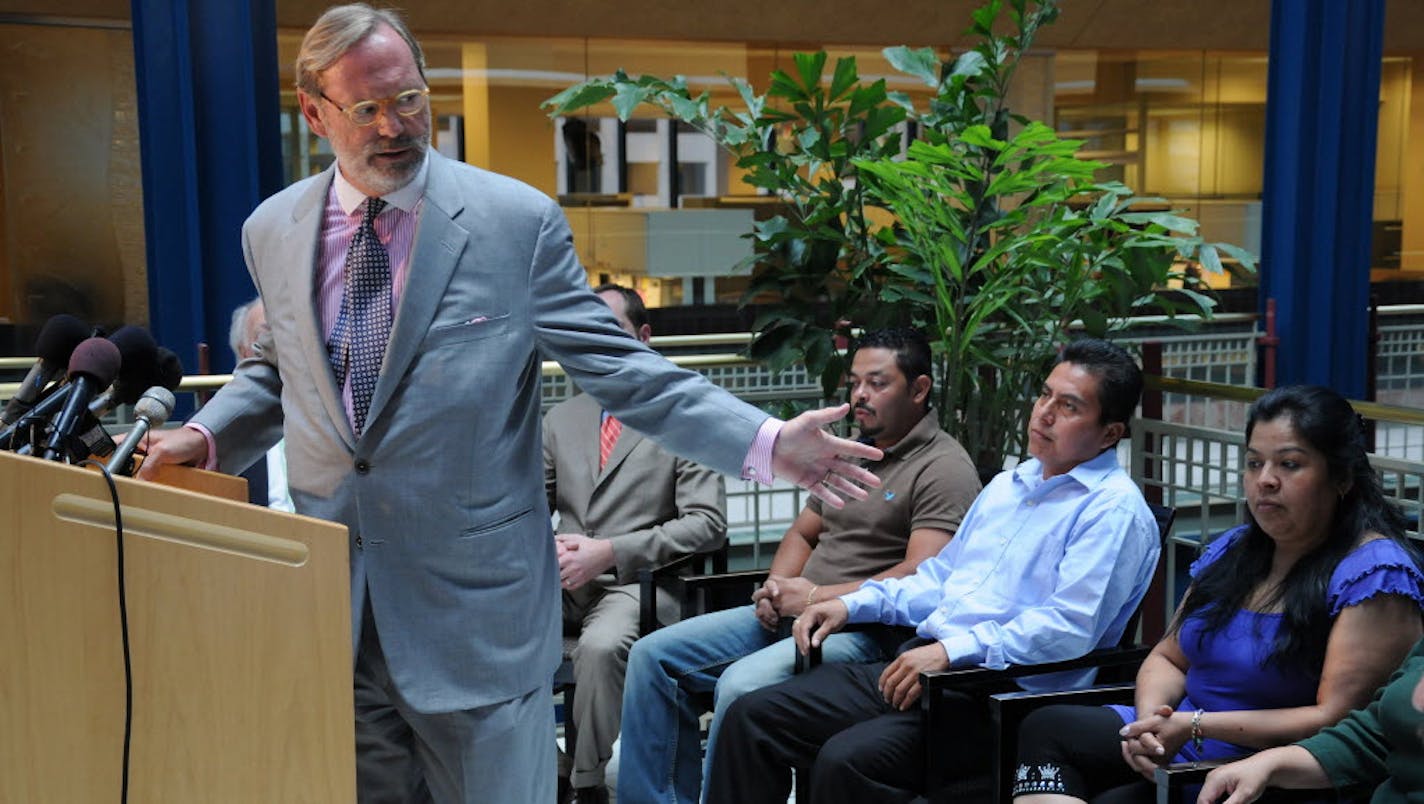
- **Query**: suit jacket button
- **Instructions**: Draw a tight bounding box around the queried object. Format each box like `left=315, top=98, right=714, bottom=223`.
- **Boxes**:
left=354, top=459, right=371, bottom=475
left=354, top=535, right=363, bottom=548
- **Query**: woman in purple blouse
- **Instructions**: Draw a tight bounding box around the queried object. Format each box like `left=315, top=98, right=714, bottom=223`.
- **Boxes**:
left=1011, top=385, right=1424, bottom=804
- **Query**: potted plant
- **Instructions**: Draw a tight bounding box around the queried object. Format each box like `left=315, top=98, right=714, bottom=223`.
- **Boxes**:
left=545, top=0, right=1256, bottom=470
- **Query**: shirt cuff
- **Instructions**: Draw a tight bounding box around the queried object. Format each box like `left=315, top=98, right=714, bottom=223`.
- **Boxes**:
left=740, top=417, right=781, bottom=485
left=838, top=587, right=881, bottom=624
left=182, top=422, right=218, bottom=470
left=938, top=632, right=992, bottom=669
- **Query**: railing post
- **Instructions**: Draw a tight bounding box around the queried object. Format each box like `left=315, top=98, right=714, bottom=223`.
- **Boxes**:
left=1366, top=295, right=1379, bottom=452
left=1138, top=341, right=1167, bottom=643
left=1258, top=297, right=1279, bottom=390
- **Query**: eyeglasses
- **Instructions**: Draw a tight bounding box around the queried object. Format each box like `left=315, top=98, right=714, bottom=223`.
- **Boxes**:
left=319, top=87, right=429, bottom=127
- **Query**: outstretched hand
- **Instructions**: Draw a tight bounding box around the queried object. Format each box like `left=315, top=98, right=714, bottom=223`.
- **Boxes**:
left=772, top=404, right=882, bottom=508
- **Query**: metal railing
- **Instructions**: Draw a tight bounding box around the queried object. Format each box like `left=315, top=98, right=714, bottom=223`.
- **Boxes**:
left=10, top=323, right=1424, bottom=632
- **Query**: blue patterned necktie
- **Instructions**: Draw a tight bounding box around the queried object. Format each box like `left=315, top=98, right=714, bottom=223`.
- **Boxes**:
left=327, top=196, right=391, bottom=437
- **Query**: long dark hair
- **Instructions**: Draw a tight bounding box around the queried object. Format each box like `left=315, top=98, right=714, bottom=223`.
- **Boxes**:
left=1172, top=385, right=1420, bottom=674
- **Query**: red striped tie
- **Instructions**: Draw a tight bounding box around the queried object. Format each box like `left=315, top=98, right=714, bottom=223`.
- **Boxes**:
left=599, top=415, right=622, bottom=470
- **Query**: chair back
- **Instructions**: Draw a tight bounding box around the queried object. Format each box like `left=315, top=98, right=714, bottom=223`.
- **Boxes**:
left=1117, top=503, right=1175, bottom=651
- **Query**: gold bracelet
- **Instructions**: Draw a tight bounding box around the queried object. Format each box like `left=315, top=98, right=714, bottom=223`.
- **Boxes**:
left=807, top=585, right=820, bottom=607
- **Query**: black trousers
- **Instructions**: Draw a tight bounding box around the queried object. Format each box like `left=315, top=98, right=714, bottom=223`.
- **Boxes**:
left=704, top=647, right=989, bottom=804
left=1015, top=704, right=1151, bottom=802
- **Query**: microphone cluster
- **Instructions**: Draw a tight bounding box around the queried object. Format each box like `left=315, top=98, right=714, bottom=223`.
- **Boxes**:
left=1, top=315, right=184, bottom=474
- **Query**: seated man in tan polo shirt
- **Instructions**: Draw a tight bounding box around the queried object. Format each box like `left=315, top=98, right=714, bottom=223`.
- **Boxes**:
left=616, top=327, right=982, bottom=804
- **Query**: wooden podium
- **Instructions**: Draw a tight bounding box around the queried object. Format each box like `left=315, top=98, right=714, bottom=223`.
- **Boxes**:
left=0, top=451, right=355, bottom=802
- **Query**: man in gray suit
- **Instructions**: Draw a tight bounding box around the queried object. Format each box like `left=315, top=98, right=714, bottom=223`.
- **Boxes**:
left=544, top=283, right=726, bottom=804
left=136, top=5, right=879, bottom=803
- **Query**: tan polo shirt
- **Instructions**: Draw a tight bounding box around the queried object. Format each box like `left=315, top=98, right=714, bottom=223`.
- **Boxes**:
left=799, top=409, right=980, bottom=586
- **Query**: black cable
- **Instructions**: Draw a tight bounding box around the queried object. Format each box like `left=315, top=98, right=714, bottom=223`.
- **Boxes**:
left=80, top=459, right=131, bottom=804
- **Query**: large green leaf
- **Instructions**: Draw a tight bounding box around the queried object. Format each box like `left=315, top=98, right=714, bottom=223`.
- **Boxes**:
left=884, top=46, right=942, bottom=88
left=828, top=56, right=860, bottom=101
left=1198, top=244, right=1224, bottom=275
left=949, top=50, right=989, bottom=82
left=537, top=0, right=1257, bottom=471
left=793, top=51, right=829, bottom=96
left=611, top=83, right=656, bottom=120
left=542, top=81, right=615, bottom=114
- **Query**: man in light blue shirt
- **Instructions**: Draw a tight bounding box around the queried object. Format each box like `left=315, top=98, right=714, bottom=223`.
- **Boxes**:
left=703, top=339, right=1161, bottom=804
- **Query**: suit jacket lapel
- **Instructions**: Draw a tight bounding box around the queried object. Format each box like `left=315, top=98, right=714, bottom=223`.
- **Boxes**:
left=283, top=167, right=356, bottom=450
left=365, top=154, right=469, bottom=432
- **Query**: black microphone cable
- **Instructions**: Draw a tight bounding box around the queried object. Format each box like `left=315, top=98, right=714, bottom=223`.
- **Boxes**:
left=78, top=459, right=132, bottom=804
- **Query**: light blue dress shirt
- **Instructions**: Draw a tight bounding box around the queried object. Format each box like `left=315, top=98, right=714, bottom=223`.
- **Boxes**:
left=840, top=448, right=1159, bottom=690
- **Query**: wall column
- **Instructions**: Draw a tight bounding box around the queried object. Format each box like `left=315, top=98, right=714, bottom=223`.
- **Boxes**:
left=1259, top=0, right=1384, bottom=397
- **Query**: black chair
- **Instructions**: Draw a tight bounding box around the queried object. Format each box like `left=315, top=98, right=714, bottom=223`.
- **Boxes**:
left=553, top=541, right=732, bottom=785
left=917, top=502, right=1177, bottom=803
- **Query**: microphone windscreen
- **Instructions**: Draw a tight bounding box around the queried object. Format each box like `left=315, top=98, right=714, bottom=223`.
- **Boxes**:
left=34, top=315, right=91, bottom=365
left=106, top=327, right=161, bottom=405
left=133, top=387, right=176, bottom=426
left=67, top=338, right=123, bottom=386
left=108, top=325, right=159, bottom=375
left=155, top=348, right=185, bottom=391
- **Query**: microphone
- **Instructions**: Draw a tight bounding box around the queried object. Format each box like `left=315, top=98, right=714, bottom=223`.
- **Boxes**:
left=105, top=387, right=176, bottom=476
left=89, top=345, right=185, bottom=417
left=41, top=337, right=123, bottom=462
left=154, top=348, right=184, bottom=391
left=105, top=326, right=160, bottom=405
left=1, top=380, right=73, bottom=451
left=1, top=314, right=89, bottom=426
left=77, top=342, right=180, bottom=461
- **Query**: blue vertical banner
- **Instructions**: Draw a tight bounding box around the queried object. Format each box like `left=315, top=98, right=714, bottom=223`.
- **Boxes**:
left=1260, top=0, right=1385, bottom=398
left=131, top=0, right=283, bottom=388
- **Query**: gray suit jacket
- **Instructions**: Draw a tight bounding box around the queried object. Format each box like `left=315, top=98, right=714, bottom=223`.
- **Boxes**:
left=190, top=153, right=767, bottom=712
left=543, top=391, right=726, bottom=589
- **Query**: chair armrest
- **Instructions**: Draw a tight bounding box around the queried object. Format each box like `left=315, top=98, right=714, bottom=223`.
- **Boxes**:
left=989, top=683, right=1136, bottom=711
left=921, top=645, right=1152, bottom=693
left=681, top=569, right=771, bottom=593
left=1155, top=760, right=1230, bottom=804
left=635, top=549, right=748, bottom=634
left=676, top=569, right=769, bottom=622
left=646, top=551, right=712, bottom=578
left=1154, top=760, right=1349, bottom=804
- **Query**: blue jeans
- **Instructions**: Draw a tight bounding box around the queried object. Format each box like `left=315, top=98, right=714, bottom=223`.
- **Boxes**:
left=617, top=605, right=886, bottom=804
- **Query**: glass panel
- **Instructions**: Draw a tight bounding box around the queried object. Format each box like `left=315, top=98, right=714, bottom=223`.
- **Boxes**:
left=1054, top=50, right=1266, bottom=288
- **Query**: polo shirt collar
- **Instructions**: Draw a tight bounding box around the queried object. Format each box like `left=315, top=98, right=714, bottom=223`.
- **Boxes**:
left=877, top=408, right=941, bottom=462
